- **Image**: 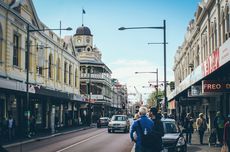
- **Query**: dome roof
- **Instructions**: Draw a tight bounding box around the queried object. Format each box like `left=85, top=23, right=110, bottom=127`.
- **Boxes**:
left=75, top=26, right=92, bottom=36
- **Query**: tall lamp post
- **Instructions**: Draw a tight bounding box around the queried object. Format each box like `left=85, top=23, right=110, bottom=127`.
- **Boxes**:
left=118, top=20, right=167, bottom=112
left=135, top=69, right=159, bottom=108
left=26, top=24, right=72, bottom=135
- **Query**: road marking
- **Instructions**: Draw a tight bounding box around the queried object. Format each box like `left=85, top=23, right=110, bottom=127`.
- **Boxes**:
left=56, top=131, right=105, bottom=152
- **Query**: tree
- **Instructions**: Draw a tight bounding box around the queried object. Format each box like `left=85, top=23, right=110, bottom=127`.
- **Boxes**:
left=147, top=89, right=164, bottom=108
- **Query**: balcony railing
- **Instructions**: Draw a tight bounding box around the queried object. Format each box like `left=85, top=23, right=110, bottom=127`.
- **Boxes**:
left=81, top=73, right=111, bottom=84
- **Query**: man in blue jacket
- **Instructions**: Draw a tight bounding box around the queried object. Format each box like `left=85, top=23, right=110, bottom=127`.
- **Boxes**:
left=130, top=106, right=154, bottom=152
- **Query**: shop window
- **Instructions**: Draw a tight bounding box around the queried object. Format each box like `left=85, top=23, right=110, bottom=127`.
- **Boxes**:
left=35, top=103, right=42, bottom=124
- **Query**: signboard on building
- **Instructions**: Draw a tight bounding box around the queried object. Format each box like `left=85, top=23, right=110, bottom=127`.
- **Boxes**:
left=202, top=80, right=230, bottom=93
left=202, top=49, right=219, bottom=77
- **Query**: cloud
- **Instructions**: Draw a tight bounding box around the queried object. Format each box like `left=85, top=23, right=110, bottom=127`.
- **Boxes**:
left=109, top=58, right=174, bottom=103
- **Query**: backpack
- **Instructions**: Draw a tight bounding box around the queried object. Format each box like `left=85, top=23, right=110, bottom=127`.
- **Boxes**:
left=137, top=120, right=155, bottom=148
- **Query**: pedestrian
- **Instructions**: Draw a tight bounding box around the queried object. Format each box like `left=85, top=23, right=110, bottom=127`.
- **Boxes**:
left=130, top=106, right=154, bottom=152
left=184, top=113, right=194, bottom=144
left=29, top=115, right=36, bottom=136
left=149, top=107, right=164, bottom=152
left=223, top=114, right=230, bottom=150
left=196, top=113, right=207, bottom=144
left=214, top=111, right=225, bottom=145
left=7, top=115, right=15, bottom=141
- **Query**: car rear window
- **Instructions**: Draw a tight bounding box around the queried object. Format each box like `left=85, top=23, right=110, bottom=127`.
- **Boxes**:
left=163, top=121, right=179, bottom=133
left=112, top=116, right=125, bottom=121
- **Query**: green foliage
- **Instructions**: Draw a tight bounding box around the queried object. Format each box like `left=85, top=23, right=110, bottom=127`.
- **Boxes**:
left=146, top=90, right=164, bottom=107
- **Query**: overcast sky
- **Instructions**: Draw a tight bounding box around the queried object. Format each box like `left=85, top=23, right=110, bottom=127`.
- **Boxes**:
left=33, top=0, right=201, bottom=103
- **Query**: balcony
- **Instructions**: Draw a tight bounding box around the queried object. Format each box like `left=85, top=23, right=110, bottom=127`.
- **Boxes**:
left=80, top=73, right=111, bottom=84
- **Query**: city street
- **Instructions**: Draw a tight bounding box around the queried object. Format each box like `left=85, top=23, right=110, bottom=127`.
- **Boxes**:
left=5, top=128, right=133, bottom=152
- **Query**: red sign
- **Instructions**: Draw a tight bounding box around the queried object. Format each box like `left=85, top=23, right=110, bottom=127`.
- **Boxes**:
left=202, top=80, right=230, bottom=93
left=202, top=49, right=219, bottom=77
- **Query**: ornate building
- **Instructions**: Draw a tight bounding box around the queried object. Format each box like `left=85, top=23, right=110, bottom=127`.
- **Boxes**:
left=0, top=0, right=85, bottom=139
left=73, top=25, right=113, bottom=121
left=169, top=0, right=230, bottom=128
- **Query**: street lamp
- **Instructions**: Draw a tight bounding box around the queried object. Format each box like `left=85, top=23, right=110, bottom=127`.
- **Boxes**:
left=26, top=24, right=72, bottom=136
left=118, top=20, right=167, bottom=112
left=135, top=69, right=159, bottom=109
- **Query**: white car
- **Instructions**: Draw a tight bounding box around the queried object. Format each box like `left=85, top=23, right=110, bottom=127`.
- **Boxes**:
left=108, top=115, right=130, bottom=133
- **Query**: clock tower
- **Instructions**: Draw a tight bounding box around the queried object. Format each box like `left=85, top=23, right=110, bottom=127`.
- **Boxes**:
left=73, top=25, right=93, bottom=52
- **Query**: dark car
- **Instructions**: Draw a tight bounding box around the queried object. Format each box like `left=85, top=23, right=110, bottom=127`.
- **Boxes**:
left=162, top=118, right=187, bottom=152
left=97, top=117, right=110, bottom=128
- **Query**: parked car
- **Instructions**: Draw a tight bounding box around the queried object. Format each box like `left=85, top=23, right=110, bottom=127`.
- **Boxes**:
left=108, top=115, right=130, bottom=133
left=162, top=118, right=187, bottom=152
left=97, top=117, right=110, bottom=128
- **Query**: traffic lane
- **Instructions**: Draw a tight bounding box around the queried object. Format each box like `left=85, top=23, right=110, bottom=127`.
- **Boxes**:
left=57, top=131, right=133, bottom=152
left=6, top=128, right=104, bottom=152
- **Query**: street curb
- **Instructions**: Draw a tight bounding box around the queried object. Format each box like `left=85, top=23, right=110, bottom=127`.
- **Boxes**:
left=3, top=126, right=93, bottom=148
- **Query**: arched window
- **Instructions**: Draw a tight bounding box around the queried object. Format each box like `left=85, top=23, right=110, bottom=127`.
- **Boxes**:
left=56, top=58, right=61, bottom=82
left=0, top=23, right=3, bottom=61
left=48, top=54, right=53, bottom=79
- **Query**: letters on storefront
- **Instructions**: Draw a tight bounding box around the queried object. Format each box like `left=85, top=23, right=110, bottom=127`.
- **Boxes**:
left=202, top=80, right=230, bottom=93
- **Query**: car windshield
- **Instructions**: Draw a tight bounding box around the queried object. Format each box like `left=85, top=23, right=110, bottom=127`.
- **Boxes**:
left=111, top=116, right=126, bottom=121
left=163, top=121, right=179, bottom=133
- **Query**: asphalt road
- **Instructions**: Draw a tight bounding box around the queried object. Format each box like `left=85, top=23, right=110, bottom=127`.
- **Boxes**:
left=6, top=128, right=133, bottom=152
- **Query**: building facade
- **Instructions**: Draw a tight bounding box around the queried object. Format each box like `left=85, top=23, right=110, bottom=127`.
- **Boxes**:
left=0, top=0, right=85, bottom=140
left=169, top=0, right=230, bottom=128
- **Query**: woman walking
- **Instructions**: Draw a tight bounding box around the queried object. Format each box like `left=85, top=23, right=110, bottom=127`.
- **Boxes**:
left=196, top=113, right=207, bottom=144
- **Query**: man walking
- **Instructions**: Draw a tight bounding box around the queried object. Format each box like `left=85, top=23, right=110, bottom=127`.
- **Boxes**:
left=130, top=106, right=154, bottom=152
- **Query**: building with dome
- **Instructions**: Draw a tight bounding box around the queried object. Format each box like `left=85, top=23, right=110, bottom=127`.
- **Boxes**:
left=72, top=25, right=124, bottom=121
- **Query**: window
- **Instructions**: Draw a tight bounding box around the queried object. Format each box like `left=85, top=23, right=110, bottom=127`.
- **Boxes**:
left=64, top=62, right=67, bottom=84
left=56, top=58, right=61, bottom=82
left=0, top=23, right=2, bottom=61
left=75, top=68, right=78, bottom=87
left=48, top=54, right=53, bottom=79
left=69, top=64, right=72, bottom=85
left=13, top=33, right=19, bottom=66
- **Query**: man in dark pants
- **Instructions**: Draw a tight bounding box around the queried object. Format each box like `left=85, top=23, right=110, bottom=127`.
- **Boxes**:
left=149, top=107, right=164, bottom=152
left=214, top=111, right=225, bottom=145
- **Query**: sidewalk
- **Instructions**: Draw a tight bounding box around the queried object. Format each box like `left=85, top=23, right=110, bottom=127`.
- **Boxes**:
left=2, top=124, right=96, bottom=149
left=187, top=130, right=221, bottom=152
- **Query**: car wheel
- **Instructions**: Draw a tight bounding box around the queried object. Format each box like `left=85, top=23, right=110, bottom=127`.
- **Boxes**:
left=108, top=129, right=111, bottom=133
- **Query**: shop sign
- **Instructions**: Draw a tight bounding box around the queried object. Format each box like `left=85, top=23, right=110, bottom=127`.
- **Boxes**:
left=202, top=49, right=219, bottom=77
left=202, top=80, right=230, bottom=93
